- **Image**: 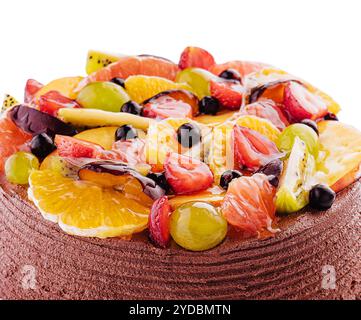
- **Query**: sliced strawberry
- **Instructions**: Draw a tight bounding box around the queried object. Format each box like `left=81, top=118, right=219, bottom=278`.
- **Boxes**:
left=142, top=97, right=193, bottom=120
left=210, top=80, right=244, bottom=110
left=112, top=139, right=146, bottom=166
left=39, top=91, right=81, bottom=116
left=283, top=81, right=328, bottom=121
left=241, top=100, right=289, bottom=130
left=55, top=135, right=120, bottom=160
left=149, top=196, right=171, bottom=248
left=221, top=173, right=277, bottom=238
left=179, top=47, right=216, bottom=70
left=24, top=79, right=43, bottom=104
left=210, top=61, right=267, bottom=78
left=233, top=125, right=281, bottom=172
left=164, top=152, right=213, bottom=195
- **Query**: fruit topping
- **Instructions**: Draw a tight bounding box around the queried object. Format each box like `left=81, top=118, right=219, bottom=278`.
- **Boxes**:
left=115, top=125, right=138, bottom=141
left=35, top=77, right=82, bottom=101
left=221, top=173, right=277, bottom=238
left=125, top=75, right=191, bottom=104
left=276, top=137, right=315, bottom=214
left=24, top=79, right=43, bottom=104
left=198, top=96, right=220, bottom=115
left=164, top=152, right=213, bottom=195
left=78, top=161, right=165, bottom=200
left=86, top=50, right=121, bottom=75
left=177, top=123, right=202, bottom=148
left=220, top=170, right=242, bottom=190
left=318, top=121, right=361, bottom=192
left=277, top=123, right=319, bottom=157
left=256, top=159, right=283, bottom=187
left=170, top=202, right=227, bottom=251
left=234, top=114, right=281, bottom=143
left=149, top=196, right=171, bottom=248
left=309, top=184, right=336, bottom=211
left=178, top=47, right=216, bottom=71
left=78, top=55, right=180, bottom=91
left=232, top=125, right=281, bottom=172
left=39, top=90, right=81, bottom=116
left=30, top=133, right=57, bottom=160
left=210, top=61, right=266, bottom=79
left=76, top=81, right=130, bottom=112
left=209, top=79, right=244, bottom=110
left=241, top=100, right=289, bottom=131
left=196, top=110, right=236, bottom=126
left=324, top=113, right=339, bottom=121
left=176, top=68, right=213, bottom=98
left=283, top=81, right=328, bottom=121
left=120, top=100, right=142, bottom=115
left=112, top=138, right=146, bottom=167
left=5, top=151, right=39, bottom=185
left=248, top=80, right=295, bottom=105
left=28, top=170, right=151, bottom=238
left=9, top=105, right=77, bottom=137
left=301, top=119, right=319, bottom=135
left=219, top=69, right=242, bottom=82
left=111, top=77, right=126, bottom=88
left=147, top=172, right=171, bottom=193
left=2, top=94, right=18, bottom=111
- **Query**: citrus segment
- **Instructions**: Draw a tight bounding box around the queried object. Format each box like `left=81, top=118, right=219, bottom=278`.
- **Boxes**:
left=28, top=170, right=151, bottom=238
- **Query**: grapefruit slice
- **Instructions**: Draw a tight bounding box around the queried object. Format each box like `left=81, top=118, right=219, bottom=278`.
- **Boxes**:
left=76, top=55, right=180, bottom=92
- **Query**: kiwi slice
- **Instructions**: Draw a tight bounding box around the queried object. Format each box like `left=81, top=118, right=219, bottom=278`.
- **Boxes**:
left=86, top=50, right=121, bottom=75
left=276, top=137, right=315, bottom=214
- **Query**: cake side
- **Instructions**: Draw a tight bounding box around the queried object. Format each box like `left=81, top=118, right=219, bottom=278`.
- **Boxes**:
left=1, top=181, right=360, bottom=300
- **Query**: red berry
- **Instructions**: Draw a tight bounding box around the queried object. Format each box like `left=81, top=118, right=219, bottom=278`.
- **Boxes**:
left=283, top=82, right=328, bottom=121
left=233, top=125, right=281, bottom=172
left=221, top=173, right=277, bottom=238
left=178, top=47, right=216, bottom=70
left=164, top=152, right=213, bottom=195
left=39, top=91, right=81, bottom=116
left=210, top=80, right=244, bottom=110
left=149, top=196, right=171, bottom=248
left=24, top=79, right=43, bottom=104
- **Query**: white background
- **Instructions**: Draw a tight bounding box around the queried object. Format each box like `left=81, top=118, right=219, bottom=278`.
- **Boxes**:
left=0, top=0, right=360, bottom=128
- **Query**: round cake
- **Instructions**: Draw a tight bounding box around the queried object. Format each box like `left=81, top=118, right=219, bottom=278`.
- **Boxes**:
left=0, top=180, right=360, bottom=300
left=1, top=47, right=361, bottom=300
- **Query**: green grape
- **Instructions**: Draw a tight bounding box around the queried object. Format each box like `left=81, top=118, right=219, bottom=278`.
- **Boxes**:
left=276, top=137, right=315, bottom=214
left=76, top=82, right=130, bottom=112
left=5, top=151, right=40, bottom=185
left=175, top=68, right=214, bottom=99
left=277, top=123, right=319, bottom=157
left=170, top=201, right=227, bottom=251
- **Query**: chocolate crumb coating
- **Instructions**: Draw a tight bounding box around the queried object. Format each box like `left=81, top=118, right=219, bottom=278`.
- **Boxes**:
left=0, top=181, right=360, bottom=300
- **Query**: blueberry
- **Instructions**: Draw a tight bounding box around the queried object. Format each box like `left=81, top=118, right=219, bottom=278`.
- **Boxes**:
left=309, top=184, right=336, bottom=210
left=147, top=172, right=171, bottom=193
left=220, top=170, right=243, bottom=190
left=256, top=159, right=283, bottom=187
left=30, top=133, right=57, bottom=159
left=110, top=77, right=125, bottom=88
left=115, top=125, right=138, bottom=141
left=177, top=123, right=201, bottom=148
left=120, top=101, right=142, bottom=115
left=199, top=96, right=220, bottom=115
left=219, top=69, right=242, bottom=83
left=301, top=119, right=319, bottom=135
left=324, top=113, right=339, bottom=121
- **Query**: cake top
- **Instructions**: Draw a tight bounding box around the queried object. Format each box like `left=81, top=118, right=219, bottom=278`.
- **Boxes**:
left=1, top=46, right=361, bottom=251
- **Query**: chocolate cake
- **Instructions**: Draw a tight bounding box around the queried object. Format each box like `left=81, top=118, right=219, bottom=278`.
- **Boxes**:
left=1, top=180, right=360, bottom=300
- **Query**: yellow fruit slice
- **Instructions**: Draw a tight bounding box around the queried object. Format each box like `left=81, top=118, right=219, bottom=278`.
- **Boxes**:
left=318, top=121, right=361, bottom=192
left=125, top=75, right=192, bottom=103
left=28, top=170, right=150, bottom=238
left=2, top=94, right=18, bottom=111
left=196, top=110, right=238, bottom=126
left=35, top=76, right=83, bottom=100
left=234, top=115, right=281, bottom=143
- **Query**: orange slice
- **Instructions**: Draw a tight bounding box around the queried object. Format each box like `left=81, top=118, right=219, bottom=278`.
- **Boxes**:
left=28, top=170, right=150, bottom=238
